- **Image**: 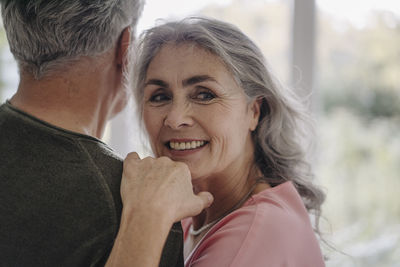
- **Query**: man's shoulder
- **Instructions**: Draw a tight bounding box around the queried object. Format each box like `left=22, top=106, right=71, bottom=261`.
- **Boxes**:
left=0, top=102, right=122, bottom=164
left=0, top=101, right=123, bottom=199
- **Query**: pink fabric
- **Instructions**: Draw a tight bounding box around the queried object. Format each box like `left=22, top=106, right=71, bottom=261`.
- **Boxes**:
left=182, top=182, right=325, bottom=267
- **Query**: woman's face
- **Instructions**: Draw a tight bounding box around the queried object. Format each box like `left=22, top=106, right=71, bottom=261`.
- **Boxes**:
left=142, top=44, right=260, bottom=181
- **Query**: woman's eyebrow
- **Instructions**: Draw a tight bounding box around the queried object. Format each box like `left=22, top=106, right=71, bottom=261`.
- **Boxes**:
left=182, top=75, right=218, bottom=87
left=144, top=79, right=169, bottom=88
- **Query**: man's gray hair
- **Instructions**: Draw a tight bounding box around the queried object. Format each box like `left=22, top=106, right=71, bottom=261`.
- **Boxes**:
left=1, top=0, right=144, bottom=79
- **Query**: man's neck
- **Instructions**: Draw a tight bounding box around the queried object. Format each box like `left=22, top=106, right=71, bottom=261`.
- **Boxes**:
left=10, top=71, right=115, bottom=139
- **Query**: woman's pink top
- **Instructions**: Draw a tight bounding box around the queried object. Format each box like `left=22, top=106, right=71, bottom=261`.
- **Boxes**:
left=182, top=182, right=325, bottom=267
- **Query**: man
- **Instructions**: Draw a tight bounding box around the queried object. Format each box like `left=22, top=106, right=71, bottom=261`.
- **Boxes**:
left=0, top=1, right=212, bottom=266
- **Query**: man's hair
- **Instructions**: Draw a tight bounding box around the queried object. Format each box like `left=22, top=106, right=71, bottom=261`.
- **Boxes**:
left=1, top=0, right=144, bottom=79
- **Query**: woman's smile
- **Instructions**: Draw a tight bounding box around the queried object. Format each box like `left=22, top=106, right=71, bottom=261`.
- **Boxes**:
left=164, top=139, right=209, bottom=158
left=167, top=139, right=208, bottom=151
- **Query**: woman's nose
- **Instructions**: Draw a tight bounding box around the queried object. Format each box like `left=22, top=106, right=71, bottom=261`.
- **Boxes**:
left=164, top=101, right=194, bottom=129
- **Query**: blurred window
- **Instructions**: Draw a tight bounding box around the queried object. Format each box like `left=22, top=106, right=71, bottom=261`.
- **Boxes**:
left=315, top=1, right=400, bottom=266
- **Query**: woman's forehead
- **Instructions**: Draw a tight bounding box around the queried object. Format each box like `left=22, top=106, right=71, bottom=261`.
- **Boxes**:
left=154, top=43, right=218, bottom=62
left=147, top=43, right=231, bottom=79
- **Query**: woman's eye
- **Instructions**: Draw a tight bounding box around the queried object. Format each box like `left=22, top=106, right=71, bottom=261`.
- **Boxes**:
left=194, top=91, right=216, bottom=101
left=149, top=93, right=170, bottom=102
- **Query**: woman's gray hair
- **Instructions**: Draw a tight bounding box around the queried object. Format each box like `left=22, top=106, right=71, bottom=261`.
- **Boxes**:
left=134, top=17, right=325, bottom=233
left=1, top=0, right=144, bottom=79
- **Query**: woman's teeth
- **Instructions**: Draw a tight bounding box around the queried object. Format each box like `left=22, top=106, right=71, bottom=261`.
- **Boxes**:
left=169, top=141, right=206, bottom=150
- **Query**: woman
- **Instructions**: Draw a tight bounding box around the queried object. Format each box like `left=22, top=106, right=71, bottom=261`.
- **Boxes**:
left=133, top=17, right=325, bottom=266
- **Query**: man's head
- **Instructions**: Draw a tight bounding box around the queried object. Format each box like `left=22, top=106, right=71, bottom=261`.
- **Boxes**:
left=1, top=0, right=144, bottom=79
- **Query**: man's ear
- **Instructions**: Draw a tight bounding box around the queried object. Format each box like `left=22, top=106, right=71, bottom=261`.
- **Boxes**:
left=116, top=27, right=132, bottom=68
left=249, top=97, right=262, bottom=131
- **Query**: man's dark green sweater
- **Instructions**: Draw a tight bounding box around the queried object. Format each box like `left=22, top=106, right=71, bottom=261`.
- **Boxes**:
left=0, top=102, right=183, bottom=267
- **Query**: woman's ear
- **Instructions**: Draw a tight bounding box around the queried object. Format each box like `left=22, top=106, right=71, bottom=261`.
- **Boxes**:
left=249, top=97, right=262, bottom=131
left=116, top=27, right=132, bottom=68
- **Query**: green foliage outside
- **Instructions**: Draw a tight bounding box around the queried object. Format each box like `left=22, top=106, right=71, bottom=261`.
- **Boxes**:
left=318, top=11, right=400, bottom=120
